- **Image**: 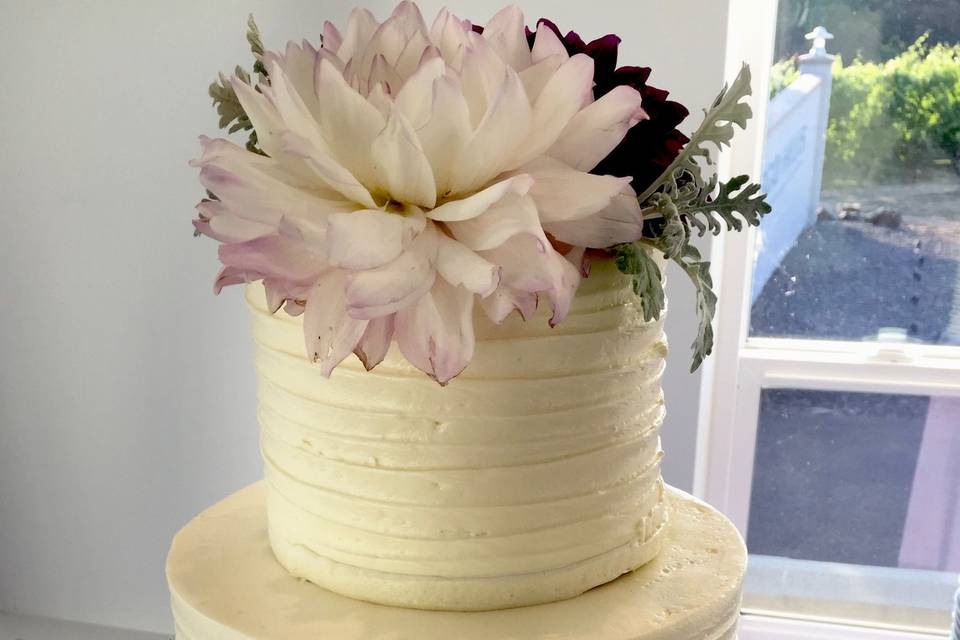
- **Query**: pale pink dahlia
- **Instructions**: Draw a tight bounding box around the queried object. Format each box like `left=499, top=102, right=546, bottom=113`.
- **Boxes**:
left=193, top=2, right=648, bottom=384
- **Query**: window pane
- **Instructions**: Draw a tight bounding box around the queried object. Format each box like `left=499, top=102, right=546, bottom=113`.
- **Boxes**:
left=743, top=388, right=960, bottom=632
left=749, top=0, right=960, bottom=346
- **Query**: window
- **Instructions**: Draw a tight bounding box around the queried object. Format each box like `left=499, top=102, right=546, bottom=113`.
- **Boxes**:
left=746, top=389, right=959, bottom=631
left=705, top=0, right=960, bottom=636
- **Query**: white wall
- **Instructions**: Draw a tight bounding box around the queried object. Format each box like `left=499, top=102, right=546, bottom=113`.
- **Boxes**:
left=0, top=0, right=731, bottom=634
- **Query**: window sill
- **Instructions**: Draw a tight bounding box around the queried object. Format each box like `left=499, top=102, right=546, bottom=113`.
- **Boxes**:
left=740, top=613, right=949, bottom=640
left=744, top=554, right=956, bottom=634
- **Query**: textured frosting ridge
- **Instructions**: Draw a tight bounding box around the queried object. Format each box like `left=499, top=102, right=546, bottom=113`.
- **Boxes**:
left=247, top=259, right=672, bottom=610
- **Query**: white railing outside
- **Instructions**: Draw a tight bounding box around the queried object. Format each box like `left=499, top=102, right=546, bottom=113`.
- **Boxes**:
left=753, top=27, right=836, bottom=302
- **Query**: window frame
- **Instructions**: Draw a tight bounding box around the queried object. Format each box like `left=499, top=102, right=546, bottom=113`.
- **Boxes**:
left=702, top=0, right=960, bottom=636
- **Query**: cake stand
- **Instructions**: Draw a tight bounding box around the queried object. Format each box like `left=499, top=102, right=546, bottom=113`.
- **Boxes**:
left=167, top=483, right=745, bottom=639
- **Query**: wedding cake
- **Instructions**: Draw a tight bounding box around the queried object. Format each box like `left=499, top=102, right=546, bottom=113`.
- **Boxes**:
left=169, top=3, right=766, bottom=637
left=167, top=261, right=747, bottom=639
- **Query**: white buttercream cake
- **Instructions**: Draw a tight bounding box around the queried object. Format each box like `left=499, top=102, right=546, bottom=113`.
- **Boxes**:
left=249, top=258, right=670, bottom=610
left=167, top=258, right=747, bottom=638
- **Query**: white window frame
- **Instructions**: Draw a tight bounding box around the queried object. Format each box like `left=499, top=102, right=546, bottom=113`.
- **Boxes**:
left=701, top=0, right=960, bottom=637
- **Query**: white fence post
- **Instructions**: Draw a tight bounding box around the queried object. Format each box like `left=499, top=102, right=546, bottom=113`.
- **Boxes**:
left=752, top=26, right=837, bottom=302
left=798, top=26, right=836, bottom=225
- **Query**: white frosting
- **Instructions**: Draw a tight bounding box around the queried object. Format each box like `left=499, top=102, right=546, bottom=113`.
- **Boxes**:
left=246, top=259, right=672, bottom=610
left=167, top=483, right=746, bottom=640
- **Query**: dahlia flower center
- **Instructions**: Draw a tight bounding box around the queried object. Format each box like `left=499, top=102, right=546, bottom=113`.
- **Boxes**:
left=382, top=200, right=407, bottom=214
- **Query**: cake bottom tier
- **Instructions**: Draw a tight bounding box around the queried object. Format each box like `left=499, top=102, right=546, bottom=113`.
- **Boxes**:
left=167, top=483, right=746, bottom=640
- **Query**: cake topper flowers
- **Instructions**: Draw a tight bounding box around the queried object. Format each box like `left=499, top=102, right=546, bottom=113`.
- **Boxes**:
left=193, top=2, right=770, bottom=383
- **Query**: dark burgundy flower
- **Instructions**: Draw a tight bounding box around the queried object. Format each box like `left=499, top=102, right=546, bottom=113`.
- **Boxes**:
left=526, top=19, right=690, bottom=194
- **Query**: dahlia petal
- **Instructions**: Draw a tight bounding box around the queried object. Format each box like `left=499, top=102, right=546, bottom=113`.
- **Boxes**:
left=213, top=265, right=260, bottom=295
left=263, top=279, right=288, bottom=314
left=541, top=256, right=580, bottom=327
left=480, top=285, right=538, bottom=323
left=230, top=78, right=285, bottom=157
left=353, top=315, right=395, bottom=371
left=284, top=299, right=306, bottom=317
left=366, top=82, right=393, bottom=117
left=447, top=193, right=547, bottom=251
left=428, top=8, right=470, bottom=65
left=449, top=66, right=532, bottom=195
left=203, top=215, right=273, bottom=244
left=417, top=74, right=472, bottom=195
left=393, top=31, right=435, bottom=81
left=458, top=38, right=511, bottom=127
left=195, top=165, right=285, bottom=226
left=544, top=188, right=644, bottom=248
left=265, top=43, right=323, bottom=117
left=193, top=136, right=310, bottom=192
left=218, top=234, right=325, bottom=285
left=197, top=160, right=347, bottom=235
left=322, top=21, right=343, bottom=52
left=395, top=279, right=475, bottom=385
left=417, top=44, right=442, bottom=67
left=355, top=2, right=429, bottom=84
left=427, top=174, right=532, bottom=222
left=481, top=234, right=580, bottom=326
left=436, top=233, right=501, bottom=296
left=327, top=210, right=409, bottom=270
left=521, top=156, right=632, bottom=222
left=368, top=53, right=402, bottom=95
left=372, top=106, right=438, bottom=209
left=262, top=278, right=313, bottom=314
left=518, top=54, right=565, bottom=104
left=345, top=222, right=438, bottom=319
left=194, top=200, right=274, bottom=243
left=335, top=8, right=380, bottom=64
left=564, top=246, right=592, bottom=277
left=267, top=61, right=381, bottom=206
left=482, top=5, right=531, bottom=71
left=395, top=56, right=446, bottom=128
left=314, top=58, right=385, bottom=188
left=576, top=35, right=617, bottom=97
left=531, top=21, right=568, bottom=63
left=549, top=85, right=648, bottom=171
left=390, top=1, right=431, bottom=39
left=303, top=270, right=370, bottom=377
left=513, top=53, right=594, bottom=166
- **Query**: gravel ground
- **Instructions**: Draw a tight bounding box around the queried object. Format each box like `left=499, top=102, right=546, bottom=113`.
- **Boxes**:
left=746, top=178, right=960, bottom=568
left=751, top=201, right=960, bottom=344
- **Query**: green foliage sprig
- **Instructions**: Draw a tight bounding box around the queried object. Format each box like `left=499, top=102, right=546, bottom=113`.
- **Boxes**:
left=247, top=14, right=268, bottom=77
left=636, top=65, right=755, bottom=204
left=682, top=174, right=772, bottom=237
left=618, top=64, right=771, bottom=372
left=210, top=67, right=253, bottom=134
left=615, top=243, right=665, bottom=322
left=208, top=15, right=269, bottom=154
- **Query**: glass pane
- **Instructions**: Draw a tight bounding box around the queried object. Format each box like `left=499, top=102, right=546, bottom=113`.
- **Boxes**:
left=750, top=0, right=960, bottom=346
left=743, top=388, right=960, bottom=632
